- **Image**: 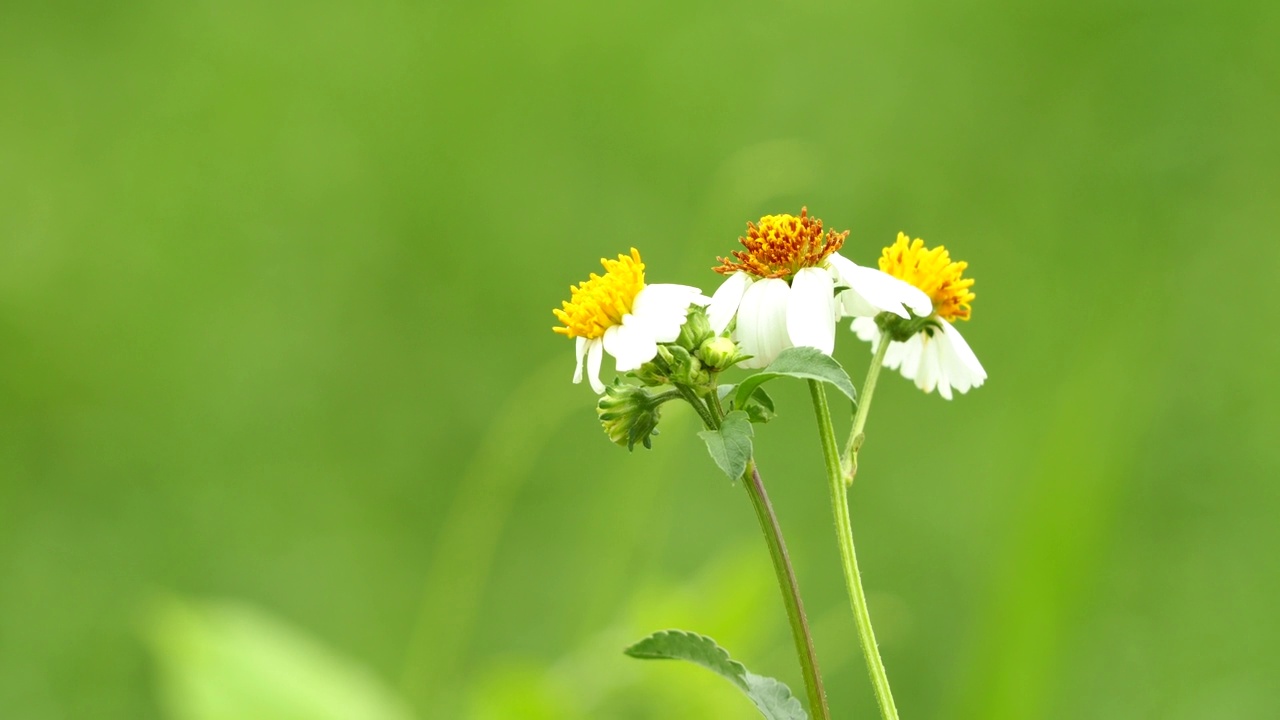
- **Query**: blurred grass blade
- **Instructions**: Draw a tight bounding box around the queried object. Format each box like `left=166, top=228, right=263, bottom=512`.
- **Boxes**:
left=146, top=597, right=416, bottom=720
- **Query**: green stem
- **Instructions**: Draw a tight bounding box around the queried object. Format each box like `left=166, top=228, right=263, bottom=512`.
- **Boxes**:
left=742, top=459, right=832, bottom=720
left=681, top=382, right=830, bottom=720
left=810, top=380, right=899, bottom=720
left=676, top=384, right=719, bottom=429
left=841, top=332, right=892, bottom=484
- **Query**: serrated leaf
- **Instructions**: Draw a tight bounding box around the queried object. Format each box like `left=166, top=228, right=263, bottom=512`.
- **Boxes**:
left=625, top=630, right=808, bottom=720
left=698, top=410, right=754, bottom=480
left=733, top=347, right=857, bottom=413
left=717, top=384, right=776, bottom=423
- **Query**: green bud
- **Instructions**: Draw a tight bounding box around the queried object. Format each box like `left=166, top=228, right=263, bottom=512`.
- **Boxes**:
left=697, top=336, right=748, bottom=371
left=631, top=358, right=670, bottom=387
left=657, top=344, right=709, bottom=388
left=675, top=306, right=715, bottom=351
left=596, top=382, right=662, bottom=450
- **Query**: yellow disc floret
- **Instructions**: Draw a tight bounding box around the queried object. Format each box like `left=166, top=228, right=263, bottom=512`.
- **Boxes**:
left=553, top=248, right=647, bottom=339
left=879, top=233, right=975, bottom=321
left=714, top=207, right=847, bottom=280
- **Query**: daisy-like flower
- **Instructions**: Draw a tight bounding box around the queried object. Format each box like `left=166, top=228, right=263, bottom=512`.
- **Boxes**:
left=707, top=208, right=932, bottom=368
left=553, top=248, right=709, bottom=393
left=852, top=233, right=987, bottom=399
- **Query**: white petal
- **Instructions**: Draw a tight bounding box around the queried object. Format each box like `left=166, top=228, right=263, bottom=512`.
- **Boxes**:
left=572, top=336, right=587, bottom=384
left=632, top=284, right=707, bottom=343
left=785, top=267, right=836, bottom=354
left=938, top=319, right=986, bottom=393
left=933, top=334, right=954, bottom=400
left=914, top=332, right=940, bottom=394
left=851, top=316, right=880, bottom=344
left=736, top=278, right=791, bottom=369
left=707, top=272, right=752, bottom=334
left=828, top=253, right=932, bottom=318
left=896, top=333, right=925, bottom=379
left=586, top=337, right=605, bottom=394
left=604, top=321, right=658, bottom=373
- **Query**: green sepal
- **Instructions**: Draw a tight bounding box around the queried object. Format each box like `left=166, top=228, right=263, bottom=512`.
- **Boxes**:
left=625, top=629, right=808, bottom=720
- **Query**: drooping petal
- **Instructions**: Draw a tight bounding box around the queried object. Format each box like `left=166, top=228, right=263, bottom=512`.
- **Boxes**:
left=707, top=272, right=752, bottom=334
left=896, top=333, right=925, bottom=380
left=586, top=337, right=606, bottom=394
left=785, top=267, right=836, bottom=355
left=914, top=333, right=940, bottom=394
left=572, top=336, right=587, bottom=384
left=736, top=278, right=791, bottom=369
left=851, top=316, right=880, bottom=344
left=938, top=319, right=986, bottom=392
left=932, top=334, right=954, bottom=400
left=828, top=253, right=932, bottom=318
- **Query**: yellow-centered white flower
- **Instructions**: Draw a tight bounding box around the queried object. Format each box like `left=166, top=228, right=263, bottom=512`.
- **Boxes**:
left=553, top=248, right=709, bottom=393
left=707, top=209, right=931, bottom=369
left=851, top=233, right=986, bottom=399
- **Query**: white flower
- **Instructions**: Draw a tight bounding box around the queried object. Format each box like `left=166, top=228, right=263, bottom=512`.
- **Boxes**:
left=852, top=317, right=986, bottom=399
left=554, top=248, right=709, bottom=393
left=851, top=233, right=986, bottom=400
left=707, top=209, right=930, bottom=369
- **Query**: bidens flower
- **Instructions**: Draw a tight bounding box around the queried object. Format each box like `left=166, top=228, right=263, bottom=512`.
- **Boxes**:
left=852, top=233, right=987, bottom=399
left=553, top=248, right=709, bottom=393
left=708, top=209, right=931, bottom=369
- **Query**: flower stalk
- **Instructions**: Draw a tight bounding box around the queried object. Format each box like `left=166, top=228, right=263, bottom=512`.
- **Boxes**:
left=690, top=384, right=830, bottom=720
left=810, top=380, right=899, bottom=720
left=841, top=331, right=892, bottom=484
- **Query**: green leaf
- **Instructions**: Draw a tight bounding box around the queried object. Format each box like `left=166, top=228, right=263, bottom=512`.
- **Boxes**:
left=717, top=384, right=777, bottom=424
left=733, top=347, right=857, bottom=413
left=625, top=630, right=808, bottom=720
left=698, top=410, right=754, bottom=480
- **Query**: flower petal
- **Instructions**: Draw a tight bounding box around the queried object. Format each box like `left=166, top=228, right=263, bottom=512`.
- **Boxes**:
left=736, top=278, right=791, bottom=369
left=828, top=253, right=933, bottom=318
left=572, top=336, right=587, bottom=384
left=586, top=337, right=606, bottom=394
left=786, top=267, right=836, bottom=354
left=604, top=321, right=658, bottom=373
left=707, top=272, right=752, bottom=334
left=938, top=319, right=986, bottom=393
left=632, top=284, right=708, bottom=343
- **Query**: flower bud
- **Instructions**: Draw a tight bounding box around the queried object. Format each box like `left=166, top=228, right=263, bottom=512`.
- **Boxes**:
left=657, top=344, right=709, bottom=388
left=674, top=306, right=715, bottom=352
left=596, top=382, right=662, bottom=450
left=697, top=336, right=747, bottom=371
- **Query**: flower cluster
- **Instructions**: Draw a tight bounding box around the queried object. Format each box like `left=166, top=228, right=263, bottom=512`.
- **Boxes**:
left=551, top=211, right=987, bottom=445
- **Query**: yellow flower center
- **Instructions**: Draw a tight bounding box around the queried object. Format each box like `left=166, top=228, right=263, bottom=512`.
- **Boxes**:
left=552, top=248, right=647, bottom=339
left=879, top=233, right=975, bottom=321
left=713, top=207, right=847, bottom=280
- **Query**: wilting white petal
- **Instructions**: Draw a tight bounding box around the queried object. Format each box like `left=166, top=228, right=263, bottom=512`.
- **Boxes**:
left=572, top=336, right=587, bottom=384
left=708, top=272, right=752, bottom=334
left=586, top=337, right=605, bottom=394
left=785, top=267, right=836, bottom=354
left=938, top=319, right=986, bottom=393
left=827, top=253, right=932, bottom=318
left=736, top=278, right=791, bottom=369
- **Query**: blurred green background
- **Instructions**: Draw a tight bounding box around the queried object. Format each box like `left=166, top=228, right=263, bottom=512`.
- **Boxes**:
left=2, top=1, right=1278, bottom=718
